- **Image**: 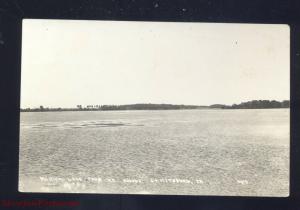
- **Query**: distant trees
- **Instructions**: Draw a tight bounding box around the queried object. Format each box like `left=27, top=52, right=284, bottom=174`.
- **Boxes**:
left=97, top=104, right=206, bottom=111
left=216, top=100, right=290, bottom=109
left=20, top=104, right=208, bottom=112
left=209, top=104, right=227, bottom=109
left=282, top=100, right=290, bottom=108
left=20, top=100, right=290, bottom=112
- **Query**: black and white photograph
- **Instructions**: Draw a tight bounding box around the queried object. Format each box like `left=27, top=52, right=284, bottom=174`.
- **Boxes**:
left=19, top=19, right=290, bottom=196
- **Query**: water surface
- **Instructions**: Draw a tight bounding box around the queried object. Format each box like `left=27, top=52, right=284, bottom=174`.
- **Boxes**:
left=19, top=109, right=289, bottom=196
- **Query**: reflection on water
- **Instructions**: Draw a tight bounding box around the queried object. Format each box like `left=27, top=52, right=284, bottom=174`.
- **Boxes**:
left=19, top=109, right=289, bottom=196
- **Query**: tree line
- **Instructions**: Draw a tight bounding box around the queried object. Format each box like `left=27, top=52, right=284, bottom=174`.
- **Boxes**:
left=20, top=103, right=208, bottom=112
left=210, top=100, right=290, bottom=109
left=20, top=100, right=290, bottom=112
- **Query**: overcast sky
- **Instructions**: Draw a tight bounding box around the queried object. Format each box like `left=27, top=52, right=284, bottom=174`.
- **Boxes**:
left=21, top=20, right=290, bottom=108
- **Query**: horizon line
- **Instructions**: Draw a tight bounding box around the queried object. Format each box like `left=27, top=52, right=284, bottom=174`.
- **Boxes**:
left=20, top=99, right=290, bottom=109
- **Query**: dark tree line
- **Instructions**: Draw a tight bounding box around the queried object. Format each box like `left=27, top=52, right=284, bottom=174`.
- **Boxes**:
left=98, top=104, right=206, bottom=110
left=21, top=100, right=290, bottom=112
left=21, top=103, right=208, bottom=112
left=210, top=100, right=290, bottom=109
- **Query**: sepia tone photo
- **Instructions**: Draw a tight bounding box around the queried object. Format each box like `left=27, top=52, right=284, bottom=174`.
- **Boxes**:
left=19, top=20, right=290, bottom=196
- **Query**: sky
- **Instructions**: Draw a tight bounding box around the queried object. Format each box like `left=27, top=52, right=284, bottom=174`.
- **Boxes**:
left=21, top=20, right=290, bottom=108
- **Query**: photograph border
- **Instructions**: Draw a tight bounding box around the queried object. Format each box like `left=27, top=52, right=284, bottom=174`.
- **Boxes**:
left=0, top=0, right=299, bottom=209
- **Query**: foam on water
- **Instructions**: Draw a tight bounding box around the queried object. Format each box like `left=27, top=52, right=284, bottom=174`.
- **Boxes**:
left=21, top=120, right=144, bottom=129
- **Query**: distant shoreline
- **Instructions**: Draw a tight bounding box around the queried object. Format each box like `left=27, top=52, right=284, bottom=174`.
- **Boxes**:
left=20, top=100, right=290, bottom=112
left=20, top=108, right=290, bottom=113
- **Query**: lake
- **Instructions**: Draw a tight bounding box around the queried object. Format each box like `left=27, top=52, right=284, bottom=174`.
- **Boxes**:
left=19, top=109, right=289, bottom=196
